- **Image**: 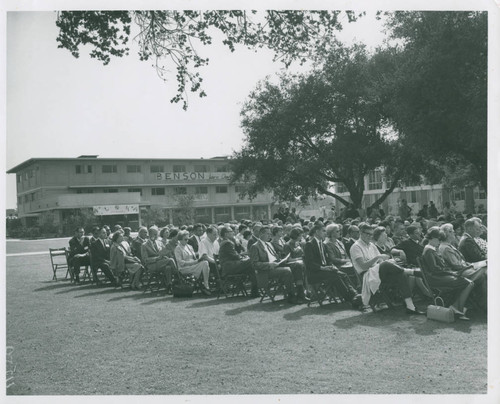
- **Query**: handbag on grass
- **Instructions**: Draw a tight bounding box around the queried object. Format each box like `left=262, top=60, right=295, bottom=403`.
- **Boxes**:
left=173, top=275, right=195, bottom=298
left=426, top=297, right=455, bottom=323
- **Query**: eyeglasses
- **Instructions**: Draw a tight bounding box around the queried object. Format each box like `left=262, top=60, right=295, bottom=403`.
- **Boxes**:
left=362, top=231, right=374, bottom=236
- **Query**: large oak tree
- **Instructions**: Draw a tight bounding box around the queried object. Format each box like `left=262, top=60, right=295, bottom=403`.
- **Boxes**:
left=231, top=44, right=423, bottom=209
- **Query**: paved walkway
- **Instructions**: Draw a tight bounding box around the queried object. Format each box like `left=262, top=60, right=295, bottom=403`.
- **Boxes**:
left=6, top=251, right=49, bottom=257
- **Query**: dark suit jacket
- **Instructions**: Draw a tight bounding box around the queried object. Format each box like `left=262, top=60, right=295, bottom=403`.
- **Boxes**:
left=141, top=239, right=164, bottom=265
left=68, top=236, right=90, bottom=260
left=249, top=241, right=277, bottom=272
left=323, top=240, right=345, bottom=267
left=188, top=235, right=200, bottom=253
left=270, top=239, right=285, bottom=258
left=395, top=238, right=423, bottom=267
left=303, top=239, right=330, bottom=277
left=131, top=236, right=146, bottom=260
left=247, top=235, right=260, bottom=250
left=458, top=233, right=485, bottom=263
left=343, top=238, right=355, bottom=258
left=218, top=239, right=247, bottom=272
left=90, top=238, right=110, bottom=266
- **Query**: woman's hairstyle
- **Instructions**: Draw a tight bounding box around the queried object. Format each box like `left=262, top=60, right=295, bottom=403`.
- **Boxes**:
left=423, top=226, right=445, bottom=244
left=372, top=226, right=386, bottom=242
left=111, top=231, right=122, bottom=243
left=289, top=228, right=302, bottom=240
left=177, top=230, right=190, bottom=240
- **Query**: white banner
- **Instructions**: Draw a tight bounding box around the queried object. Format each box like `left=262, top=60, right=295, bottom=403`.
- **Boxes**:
left=93, top=204, right=139, bottom=216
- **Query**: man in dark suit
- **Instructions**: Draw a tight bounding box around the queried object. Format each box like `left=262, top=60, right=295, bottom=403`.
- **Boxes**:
left=304, top=224, right=361, bottom=308
left=393, top=225, right=423, bottom=267
left=89, top=227, right=116, bottom=285
left=343, top=225, right=359, bottom=258
left=141, top=226, right=175, bottom=288
left=68, top=227, right=91, bottom=284
left=187, top=223, right=204, bottom=254
left=131, top=226, right=148, bottom=260
left=247, top=222, right=262, bottom=250
left=218, top=226, right=259, bottom=297
left=459, top=218, right=486, bottom=263
left=249, top=226, right=299, bottom=303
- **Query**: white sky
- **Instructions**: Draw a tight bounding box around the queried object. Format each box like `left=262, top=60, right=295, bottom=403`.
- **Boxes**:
left=5, top=10, right=387, bottom=209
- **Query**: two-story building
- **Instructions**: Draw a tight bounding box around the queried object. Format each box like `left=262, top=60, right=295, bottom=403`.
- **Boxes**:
left=7, top=156, right=274, bottom=228
left=333, top=169, right=487, bottom=217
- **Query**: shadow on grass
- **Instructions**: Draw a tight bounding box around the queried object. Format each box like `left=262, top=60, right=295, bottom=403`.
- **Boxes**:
left=333, top=306, right=484, bottom=335
left=33, top=281, right=74, bottom=292
left=187, top=295, right=256, bottom=308
left=224, top=299, right=293, bottom=315
left=283, top=302, right=356, bottom=321
left=106, top=291, right=170, bottom=304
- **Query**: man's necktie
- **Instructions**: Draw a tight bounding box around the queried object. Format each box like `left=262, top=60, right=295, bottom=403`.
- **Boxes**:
left=318, top=240, right=326, bottom=266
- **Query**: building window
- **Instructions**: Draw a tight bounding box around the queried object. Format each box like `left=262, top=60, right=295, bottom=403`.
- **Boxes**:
left=173, top=165, right=186, bottom=173
left=76, top=189, right=94, bottom=194
left=128, top=188, right=142, bottom=196
left=409, top=190, right=417, bottom=203
left=194, top=165, right=207, bottom=172
left=474, top=187, right=486, bottom=200
left=195, top=208, right=211, bottom=223
left=152, top=187, right=165, bottom=196
left=24, top=195, right=30, bottom=203
left=18, top=196, right=22, bottom=205
left=234, top=206, right=251, bottom=220
left=102, top=188, right=118, bottom=193
left=368, top=170, right=382, bottom=190
left=215, top=207, right=231, bottom=222
left=150, top=165, right=164, bottom=173
left=24, top=172, right=29, bottom=180
left=75, top=165, right=82, bottom=174
left=29, top=169, right=34, bottom=178
left=86, top=165, right=92, bottom=173
left=102, top=165, right=117, bottom=174
left=173, top=186, right=187, bottom=195
left=17, top=174, right=21, bottom=183
left=216, top=165, right=229, bottom=172
left=194, top=186, right=208, bottom=195
left=216, top=185, right=228, bottom=194
left=452, top=188, right=466, bottom=201
left=127, top=165, right=141, bottom=173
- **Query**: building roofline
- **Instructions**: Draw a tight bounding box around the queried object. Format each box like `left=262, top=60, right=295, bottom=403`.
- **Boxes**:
left=6, top=156, right=231, bottom=174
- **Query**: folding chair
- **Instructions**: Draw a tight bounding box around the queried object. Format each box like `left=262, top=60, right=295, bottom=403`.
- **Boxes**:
left=142, top=263, right=170, bottom=293
left=256, top=270, right=286, bottom=303
left=305, top=272, right=343, bottom=307
left=49, top=248, right=69, bottom=281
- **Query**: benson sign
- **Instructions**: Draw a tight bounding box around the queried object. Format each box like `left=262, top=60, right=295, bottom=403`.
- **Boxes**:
left=156, top=172, right=231, bottom=181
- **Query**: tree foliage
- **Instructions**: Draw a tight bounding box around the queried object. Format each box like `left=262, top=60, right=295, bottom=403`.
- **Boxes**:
left=231, top=43, right=423, bottom=209
left=172, top=195, right=195, bottom=226
left=382, top=11, right=487, bottom=191
left=55, top=10, right=361, bottom=109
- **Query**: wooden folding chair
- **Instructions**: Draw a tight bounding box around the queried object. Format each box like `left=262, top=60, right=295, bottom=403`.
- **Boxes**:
left=49, top=248, right=70, bottom=281
left=256, top=270, right=286, bottom=303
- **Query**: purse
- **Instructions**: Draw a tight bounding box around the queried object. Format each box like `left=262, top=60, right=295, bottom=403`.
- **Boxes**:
left=426, top=297, right=455, bottom=323
left=173, top=275, right=195, bottom=298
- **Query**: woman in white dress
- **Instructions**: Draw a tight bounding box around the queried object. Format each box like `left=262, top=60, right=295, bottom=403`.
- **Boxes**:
left=174, top=230, right=211, bottom=295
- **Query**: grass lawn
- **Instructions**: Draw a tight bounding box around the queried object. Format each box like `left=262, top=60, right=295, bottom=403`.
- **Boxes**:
left=6, top=250, right=487, bottom=396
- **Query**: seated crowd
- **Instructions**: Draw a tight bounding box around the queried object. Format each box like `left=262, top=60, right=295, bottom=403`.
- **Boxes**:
left=66, top=208, right=487, bottom=319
